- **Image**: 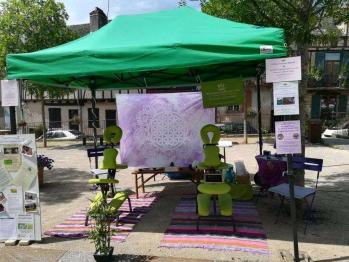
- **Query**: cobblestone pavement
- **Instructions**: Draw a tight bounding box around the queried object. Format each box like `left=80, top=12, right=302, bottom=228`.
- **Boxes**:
left=0, top=140, right=348, bottom=262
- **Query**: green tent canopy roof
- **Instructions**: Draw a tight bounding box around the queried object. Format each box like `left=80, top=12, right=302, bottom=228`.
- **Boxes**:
left=6, top=7, right=287, bottom=89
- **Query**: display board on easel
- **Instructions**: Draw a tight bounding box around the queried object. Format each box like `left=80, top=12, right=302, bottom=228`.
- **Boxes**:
left=0, top=134, right=41, bottom=241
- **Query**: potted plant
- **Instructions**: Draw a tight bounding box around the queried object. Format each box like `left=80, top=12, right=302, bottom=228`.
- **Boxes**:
left=87, top=198, right=115, bottom=262
left=37, top=155, right=54, bottom=186
left=338, top=65, right=347, bottom=89
left=246, top=107, right=257, bottom=119
left=308, top=65, right=322, bottom=88
left=69, top=116, right=81, bottom=125
left=18, top=120, right=27, bottom=127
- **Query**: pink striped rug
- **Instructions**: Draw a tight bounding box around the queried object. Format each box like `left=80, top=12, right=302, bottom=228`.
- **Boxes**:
left=160, top=195, right=269, bottom=255
left=45, top=192, right=158, bottom=243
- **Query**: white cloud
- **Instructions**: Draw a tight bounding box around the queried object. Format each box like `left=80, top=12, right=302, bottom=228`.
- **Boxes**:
left=58, top=0, right=201, bottom=25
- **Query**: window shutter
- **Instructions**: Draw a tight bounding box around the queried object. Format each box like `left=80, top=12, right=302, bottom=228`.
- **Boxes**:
left=338, top=95, right=347, bottom=113
left=311, top=94, right=321, bottom=119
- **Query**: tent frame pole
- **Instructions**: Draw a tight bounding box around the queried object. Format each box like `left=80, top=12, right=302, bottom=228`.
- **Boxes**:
left=256, top=70, right=263, bottom=155
left=90, top=81, right=98, bottom=169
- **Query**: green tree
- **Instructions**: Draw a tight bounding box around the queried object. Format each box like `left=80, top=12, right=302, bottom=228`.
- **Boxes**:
left=0, top=0, right=78, bottom=147
left=202, top=0, right=349, bottom=185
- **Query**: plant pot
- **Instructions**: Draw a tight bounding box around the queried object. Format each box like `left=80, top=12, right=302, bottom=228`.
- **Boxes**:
left=37, top=167, right=44, bottom=186
left=93, top=247, right=114, bottom=262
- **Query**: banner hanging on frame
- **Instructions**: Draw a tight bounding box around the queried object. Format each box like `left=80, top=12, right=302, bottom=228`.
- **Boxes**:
left=273, top=81, right=299, bottom=115
left=201, top=78, right=244, bottom=108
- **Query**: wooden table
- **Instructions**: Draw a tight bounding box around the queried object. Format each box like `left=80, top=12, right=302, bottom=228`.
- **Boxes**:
left=132, top=167, right=203, bottom=198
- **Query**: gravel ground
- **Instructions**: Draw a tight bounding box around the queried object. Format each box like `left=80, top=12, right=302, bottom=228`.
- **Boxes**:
left=1, top=139, right=348, bottom=262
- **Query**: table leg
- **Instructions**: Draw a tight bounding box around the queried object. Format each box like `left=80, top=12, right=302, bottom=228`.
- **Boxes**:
left=141, top=174, right=145, bottom=193
left=135, top=174, right=139, bottom=199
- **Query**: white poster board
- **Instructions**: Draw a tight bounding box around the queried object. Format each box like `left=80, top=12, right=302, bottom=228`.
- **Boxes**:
left=1, top=80, right=19, bottom=107
left=266, top=56, right=301, bottom=83
left=275, top=120, right=302, bottom=154
left=0, top=134, right=41, bottom=241
left=273, top=81, right=299, bottom=115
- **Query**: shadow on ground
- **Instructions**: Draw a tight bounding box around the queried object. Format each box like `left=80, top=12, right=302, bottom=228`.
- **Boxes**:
left=40, top=168, right=91, bottom=205
left=257, top=172, right=349, bottom=247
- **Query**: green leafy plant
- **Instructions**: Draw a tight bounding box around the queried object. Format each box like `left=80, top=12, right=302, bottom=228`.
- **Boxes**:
left=338, top=65, right=347, bottom=88
left=87, top=198, right=115, bottom=257
left=246, top=107, right=257, bottom=119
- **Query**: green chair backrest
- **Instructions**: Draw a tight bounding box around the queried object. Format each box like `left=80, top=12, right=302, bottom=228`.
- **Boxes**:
left=101, top=148, right=118, bottom=169
left=200, top=124, right=221, bottom=168
left=200, top=124, right=220, bottom=144
left=103, top=125, right=122, bottom=144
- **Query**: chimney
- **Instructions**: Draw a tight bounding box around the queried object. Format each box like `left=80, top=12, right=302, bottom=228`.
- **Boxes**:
left=89, top=7, right=108, bottom=32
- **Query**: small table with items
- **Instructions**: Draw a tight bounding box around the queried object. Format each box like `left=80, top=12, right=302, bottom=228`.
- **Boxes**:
left=132, top=167, right=203, bottom=198
left=255, top=154, right=288, bottom=190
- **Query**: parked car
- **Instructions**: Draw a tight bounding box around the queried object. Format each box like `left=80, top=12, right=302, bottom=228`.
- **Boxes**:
left=322, top=121, right=349, bottom=138
left=37, top=130, right=83, bottom=140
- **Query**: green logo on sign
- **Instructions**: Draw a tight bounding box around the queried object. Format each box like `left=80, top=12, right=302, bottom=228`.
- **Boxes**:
left=201, top=78, right=244, bottom=108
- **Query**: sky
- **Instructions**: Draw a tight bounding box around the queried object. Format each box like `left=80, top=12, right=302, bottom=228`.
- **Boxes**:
left=58, top=0, right=201, bottom=25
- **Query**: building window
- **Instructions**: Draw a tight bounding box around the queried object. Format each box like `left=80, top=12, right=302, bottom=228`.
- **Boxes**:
left=227, top=105, right=240, bottom=112
left=88, top=108, right=100, bottom=128
left=69, top=109, right=79, bottom=130
left=324, top=52, right=340, bottom=86
left=48, top=108, right=61, bottom=128
left=105, top=110, right=116, bottom=127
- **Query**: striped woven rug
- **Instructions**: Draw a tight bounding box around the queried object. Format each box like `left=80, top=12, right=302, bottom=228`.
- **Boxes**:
left=160, top=195, right=269, bottom=255
left=44, top=192, right=158, bottom=243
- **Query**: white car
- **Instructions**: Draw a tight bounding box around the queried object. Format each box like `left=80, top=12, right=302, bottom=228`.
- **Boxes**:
left=39, top=130, right=82, bottom=140
left=322, top=122, right=349, bottom=138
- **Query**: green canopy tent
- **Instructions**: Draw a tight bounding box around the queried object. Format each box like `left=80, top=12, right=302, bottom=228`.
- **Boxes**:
left=6, top=6, right=287, bottom=164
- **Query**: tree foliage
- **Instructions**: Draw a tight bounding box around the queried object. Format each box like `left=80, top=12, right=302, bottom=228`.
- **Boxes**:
left=0, top=0, right=77, bottom=97
left=201, top=0, right=349, bottom=49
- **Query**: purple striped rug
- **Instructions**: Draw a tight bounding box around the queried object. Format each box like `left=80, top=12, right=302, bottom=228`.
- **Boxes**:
left=160, top=195, right=269, bottom=255
left=45, top=192, right=158, bottom=243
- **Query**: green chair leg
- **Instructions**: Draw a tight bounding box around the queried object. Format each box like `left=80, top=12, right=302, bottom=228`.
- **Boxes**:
left=197, top=193, right=211, bottom=216
left=218, top=193, right=233, bottom=216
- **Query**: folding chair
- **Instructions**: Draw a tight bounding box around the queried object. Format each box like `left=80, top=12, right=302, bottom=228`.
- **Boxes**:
left=268, top=156, right=323, bottom=234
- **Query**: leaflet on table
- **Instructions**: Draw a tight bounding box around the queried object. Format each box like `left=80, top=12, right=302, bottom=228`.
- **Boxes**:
left=275, top=120, right=302, bottom=154
left=17, top=213, right=34, bottom=240
left=0, top=218, right=17, bottom=240
left=4, top=185, right=23, bottom=215
left=0, top=168, right=12, bottom=191
left=273, top=81, right=299, bottom=116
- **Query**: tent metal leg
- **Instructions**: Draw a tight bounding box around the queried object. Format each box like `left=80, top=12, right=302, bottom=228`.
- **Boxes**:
left=256, top=72, right=263, bottom=155
left=91, top=86, right=98, bottom=169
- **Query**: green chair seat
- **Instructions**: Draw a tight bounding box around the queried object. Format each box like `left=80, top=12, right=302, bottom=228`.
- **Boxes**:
left=88, top=178, right=119, bottom=185
left=198, top=183, right=231, bottom=195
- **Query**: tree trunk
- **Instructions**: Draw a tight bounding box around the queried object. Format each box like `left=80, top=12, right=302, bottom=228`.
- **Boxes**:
left=40, top=93, right=47, bottom=148
left=295, top=44, right=309, bottom=186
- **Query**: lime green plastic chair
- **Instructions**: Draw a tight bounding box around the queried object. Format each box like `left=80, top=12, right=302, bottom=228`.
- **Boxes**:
left=197, top=124, right=227, bottom=170
left=196, top=125, right=233, bottom=226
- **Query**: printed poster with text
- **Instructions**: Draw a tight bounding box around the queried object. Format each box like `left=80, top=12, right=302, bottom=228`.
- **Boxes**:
left=0, top=134, right=41, bottom=241
left=275, top=120, right=302, bottom=154
left=273, top=81, right=299, bottom=115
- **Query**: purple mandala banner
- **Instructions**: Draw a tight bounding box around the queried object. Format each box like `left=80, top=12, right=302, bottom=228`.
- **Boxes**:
left=116, top=92, right=215, bottom=168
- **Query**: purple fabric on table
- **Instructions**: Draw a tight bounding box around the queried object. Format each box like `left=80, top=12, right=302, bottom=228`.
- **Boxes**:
left=116, top=92, right=215, bottom=168
left=255, top=155, right=288, bottom=189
